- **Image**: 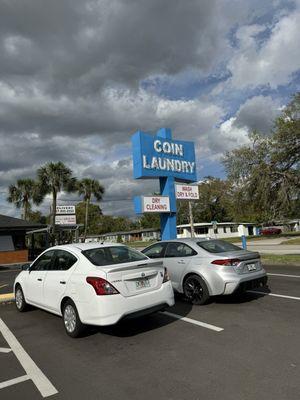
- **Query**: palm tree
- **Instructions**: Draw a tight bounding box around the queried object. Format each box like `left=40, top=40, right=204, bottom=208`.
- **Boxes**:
left=37, top=162, right=77, bottom=239
left=77, top=178, right=104, bottom=240
left=7, top=179, right=43, bottom=220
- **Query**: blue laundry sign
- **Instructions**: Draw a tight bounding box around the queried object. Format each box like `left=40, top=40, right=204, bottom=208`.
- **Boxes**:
left=132, top=130, right=197, bottom=182
left=132, top=128, right=197, bottom=240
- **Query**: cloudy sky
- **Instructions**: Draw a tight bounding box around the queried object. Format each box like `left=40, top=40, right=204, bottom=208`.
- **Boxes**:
left=0, top=0, right=299, bottom=218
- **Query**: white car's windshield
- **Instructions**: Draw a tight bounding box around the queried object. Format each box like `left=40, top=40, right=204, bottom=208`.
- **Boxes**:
left=82, top=246, right=148, bottom=266
left=197, top=240, right=243, bottom=253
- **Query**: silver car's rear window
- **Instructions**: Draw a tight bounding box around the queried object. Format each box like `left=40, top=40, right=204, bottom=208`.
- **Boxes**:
left=82, top=246, right=148, bottom=266
left=197, top=240, right=243, bottom=253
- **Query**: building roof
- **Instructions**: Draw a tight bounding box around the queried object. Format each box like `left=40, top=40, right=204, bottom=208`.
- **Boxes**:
left=103, top=228, right=160, bottom=236
left=81, top=228, right=160, bottom=239
left=0, top=214, right=46, bottom=231
left=177, top=222, right=257, bottom=228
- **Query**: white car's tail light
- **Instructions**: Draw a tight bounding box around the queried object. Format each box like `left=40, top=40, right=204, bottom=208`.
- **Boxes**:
left=162, top=267, right=170, bottom=283
left=211, top=258, right=241, bottom=266
left=86, top=277, right=119, bottom=295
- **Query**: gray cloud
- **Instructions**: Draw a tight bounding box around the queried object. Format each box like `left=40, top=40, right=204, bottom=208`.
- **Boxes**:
left=0, top=0, right=297, bottom=217
left=233, top=96, right=281, bottom=134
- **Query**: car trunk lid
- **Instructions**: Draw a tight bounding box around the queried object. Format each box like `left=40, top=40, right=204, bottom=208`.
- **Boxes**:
left=214, top=250, right=262, bottom=274
left=100, top=259, right=164, bottom=297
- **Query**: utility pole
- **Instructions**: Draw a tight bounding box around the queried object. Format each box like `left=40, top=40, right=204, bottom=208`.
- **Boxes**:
left=188, top=201, right=195, bottom=238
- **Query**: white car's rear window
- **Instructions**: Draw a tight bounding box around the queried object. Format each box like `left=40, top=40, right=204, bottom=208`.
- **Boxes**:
left=82, top=246, right=148, bottom=266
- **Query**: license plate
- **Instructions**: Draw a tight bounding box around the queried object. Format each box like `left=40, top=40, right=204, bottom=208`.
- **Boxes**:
left=247, top=263, right=257, bottom=271
left=135, top=278, right=150, bottom=289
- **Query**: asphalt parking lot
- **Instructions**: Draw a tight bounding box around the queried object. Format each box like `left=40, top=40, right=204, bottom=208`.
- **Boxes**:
left=0, top=264, right=300, bottom=400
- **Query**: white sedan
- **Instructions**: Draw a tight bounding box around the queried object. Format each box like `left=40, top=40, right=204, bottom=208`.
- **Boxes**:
left=14, top=243, right=174, bottom=337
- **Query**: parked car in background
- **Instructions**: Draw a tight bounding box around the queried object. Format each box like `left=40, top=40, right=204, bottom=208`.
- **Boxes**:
left=142, top=238, right=267, bottom=305
left=260, top=227, right=282, bottom=235
left=14, top=244, right=174, bottom=337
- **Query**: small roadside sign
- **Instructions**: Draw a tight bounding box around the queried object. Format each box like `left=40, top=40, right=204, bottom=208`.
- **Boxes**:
left=142, top=196, right=170, bottom=213
left=55, top=215, right=77, bottom=225
left=175, top=184, right=199, bottom=200
left=56, top=205, right=76, bottom=215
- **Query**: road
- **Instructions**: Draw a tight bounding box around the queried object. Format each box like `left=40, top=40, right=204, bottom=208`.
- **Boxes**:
left=234, top=237, right=300, bottom=254
left=0, top=268, right=21, bottom=296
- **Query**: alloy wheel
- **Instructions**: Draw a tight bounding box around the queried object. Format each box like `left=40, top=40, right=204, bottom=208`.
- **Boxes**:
left=185, top=278, right=203, bottom=303
left=15, top=289, right=23, bottom=310
left=64, top=305, right=77, bottom=333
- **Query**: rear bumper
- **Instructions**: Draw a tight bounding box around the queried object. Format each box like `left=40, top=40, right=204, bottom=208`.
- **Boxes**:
left=78, top=281, right=174, bottom=326
left=223, top=272, right=268, bottom=295
left=121, top=303, right=169, bottom=321
left=234, top=276, right=268, bottom=293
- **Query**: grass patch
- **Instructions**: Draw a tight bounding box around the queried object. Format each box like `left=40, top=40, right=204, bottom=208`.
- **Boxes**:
left=282, top=238, right=300, bottom=245
left=261, top=254, right=300, bottom=266
left=222, top=237, right=242, bottom=243
left=125, top=240, right=157, bottom=248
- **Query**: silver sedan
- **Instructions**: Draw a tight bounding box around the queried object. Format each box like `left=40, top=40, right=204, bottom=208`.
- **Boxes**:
left=142, top=238, right=268, bottom=305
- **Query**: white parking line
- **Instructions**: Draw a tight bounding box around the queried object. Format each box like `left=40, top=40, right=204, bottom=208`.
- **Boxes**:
left=268, top=273, right=300, bottom=278
left=0, top=375, right=30, bottom=389
left=0, top=284, right=8, bottom=289
left=0, top=347, right=11, bottom=353
left=248, top=290, right=300, bottom=301
left=0, top=318, right=58, bottom=398
left=162, top=311, right=224, bottom=332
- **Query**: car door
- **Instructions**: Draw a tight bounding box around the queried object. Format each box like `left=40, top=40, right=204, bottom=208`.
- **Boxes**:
left=25, top=250, right=54, bottom=306
left=164, top=242, right=197, bottom=291
left=42, top=249, right=78, bottom=312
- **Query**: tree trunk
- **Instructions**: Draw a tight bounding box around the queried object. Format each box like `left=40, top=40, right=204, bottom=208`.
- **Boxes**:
left=52, top=189, right=57, bottom=244
left=24, top=200, right=30, bottom=221
left=84, top=198, right=90, bottom=242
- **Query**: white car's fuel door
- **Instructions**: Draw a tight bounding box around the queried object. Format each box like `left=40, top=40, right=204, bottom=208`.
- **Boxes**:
left=164, top=242, right=197, bottom=290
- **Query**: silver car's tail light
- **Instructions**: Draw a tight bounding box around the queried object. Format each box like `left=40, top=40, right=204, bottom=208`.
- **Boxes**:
left=86, top=277, right=119, bottom=295
left=211, top=259, right=241, bottom=266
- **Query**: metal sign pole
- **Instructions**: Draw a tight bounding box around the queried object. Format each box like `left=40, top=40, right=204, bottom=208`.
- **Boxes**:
left=188, top=201, right=195, bottom=238
left=157, top=128, right=177, bottom=240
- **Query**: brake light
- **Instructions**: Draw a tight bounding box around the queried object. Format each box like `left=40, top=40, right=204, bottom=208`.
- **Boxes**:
left=211, top=258, right=241, bottom=266
left=86, top=277, right=119, bottom=295
left=162, top=267, right=170, bottom=283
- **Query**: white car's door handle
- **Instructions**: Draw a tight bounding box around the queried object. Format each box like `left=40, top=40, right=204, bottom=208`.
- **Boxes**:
left=60, top=281, right=66, bottom=285
left=37, top=278, right=42, bottom=281
left=177, top=260, right=185, bottom=264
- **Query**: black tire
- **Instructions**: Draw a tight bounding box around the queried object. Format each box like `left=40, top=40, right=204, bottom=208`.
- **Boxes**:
left=62, top=300, right=85, bottom=338
left=183, top=274, right=210, bottom=305
left=15, top=285, right=28, bottom=312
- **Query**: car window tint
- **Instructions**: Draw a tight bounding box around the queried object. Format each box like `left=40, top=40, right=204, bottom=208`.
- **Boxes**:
left=82, top=246, right=147, bottom=266
left=197, top=240, right=242, bottom=253
left=30, top=251, right=54, bottom=271
left=165, top=243, right=197, bottom=257
left=143, top=243, right=165, bottom=258
left=52, top=250, right=77, bottom=271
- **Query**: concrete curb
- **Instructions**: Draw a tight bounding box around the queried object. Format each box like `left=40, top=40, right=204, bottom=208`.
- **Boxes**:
left=0, top=293, right=15, bottom=304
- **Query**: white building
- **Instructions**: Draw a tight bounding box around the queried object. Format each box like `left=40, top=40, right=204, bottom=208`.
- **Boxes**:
left=177, top=222, right=260, bottom=239
left=82, top=228, right=160, bottom=243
